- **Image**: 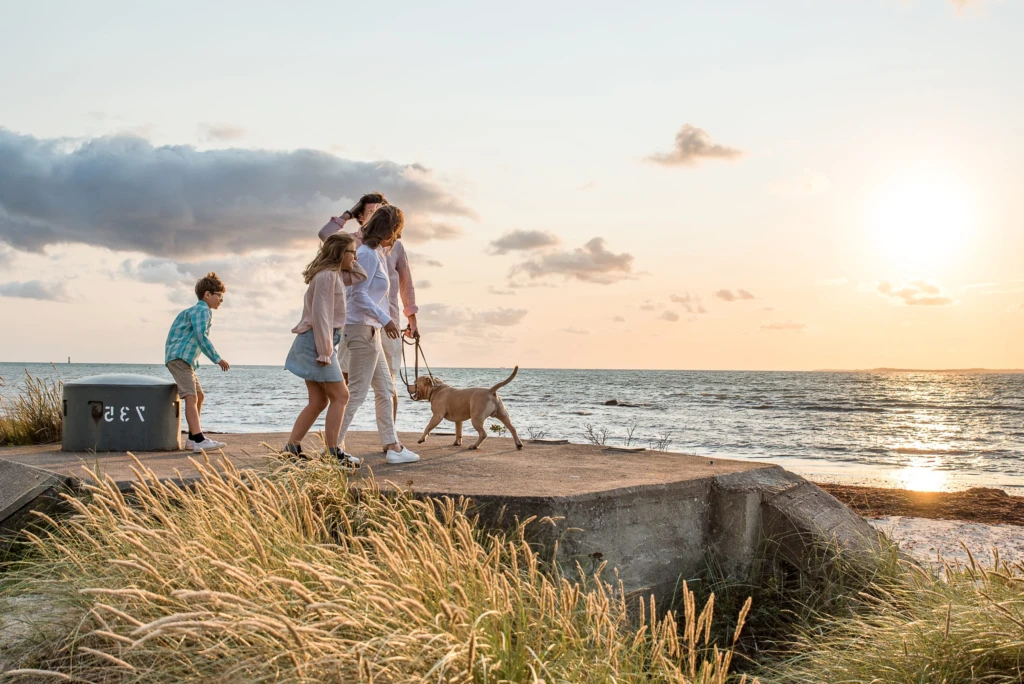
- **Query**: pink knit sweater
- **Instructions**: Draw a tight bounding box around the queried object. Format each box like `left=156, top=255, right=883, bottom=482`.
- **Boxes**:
left=291, top=265, right=367, bottom=363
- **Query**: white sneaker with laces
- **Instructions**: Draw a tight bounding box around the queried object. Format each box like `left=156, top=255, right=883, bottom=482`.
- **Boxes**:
left=386, top=447, right=420, bottom=464
left=193, top=438, right=227, bottom=453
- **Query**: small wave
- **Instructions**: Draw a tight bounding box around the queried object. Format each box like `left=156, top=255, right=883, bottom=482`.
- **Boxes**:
left=892, top=447, right=974, bottom=455
left=795, top=403, right=886, bottom=413
left=752, top=404, right=774, bottom=409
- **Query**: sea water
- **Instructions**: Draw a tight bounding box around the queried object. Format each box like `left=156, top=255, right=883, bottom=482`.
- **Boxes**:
left=3, top=363, right=1022, bottom=492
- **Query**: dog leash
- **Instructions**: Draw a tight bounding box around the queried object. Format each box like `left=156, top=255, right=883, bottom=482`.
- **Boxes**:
left=399, top=328, right=435, bottom=400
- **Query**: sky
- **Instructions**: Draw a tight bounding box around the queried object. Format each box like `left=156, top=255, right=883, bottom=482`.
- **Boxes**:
left=0, top=0, right=1022, bottom=370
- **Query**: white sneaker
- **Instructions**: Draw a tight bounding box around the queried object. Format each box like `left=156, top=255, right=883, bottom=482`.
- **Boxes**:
left=184, top=439, right=194, bottom=450
left=193, top=438, right=227, bottom=453
left=386, top=447, right=420, bottom=464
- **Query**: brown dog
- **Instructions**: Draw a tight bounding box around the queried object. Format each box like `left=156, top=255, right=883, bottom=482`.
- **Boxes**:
left=412, top=367, right=523, bottom=450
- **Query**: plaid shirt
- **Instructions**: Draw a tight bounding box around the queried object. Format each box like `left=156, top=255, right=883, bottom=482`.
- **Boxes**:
left=164, top=301, right=221, bottom=369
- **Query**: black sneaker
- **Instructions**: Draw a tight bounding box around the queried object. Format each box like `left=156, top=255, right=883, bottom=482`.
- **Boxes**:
left=283, top=443, right=307, bottom=459
left=327, top=446, right=361, bottom=468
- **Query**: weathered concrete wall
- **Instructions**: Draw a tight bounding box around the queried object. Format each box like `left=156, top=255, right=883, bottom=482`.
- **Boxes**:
left=461, top=465, right=884, bottom=605
left=0, top=460, right=74, bottom=546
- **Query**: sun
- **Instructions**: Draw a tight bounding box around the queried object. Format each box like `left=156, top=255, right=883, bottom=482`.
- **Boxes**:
left=871, top=174, right=973, bottom=267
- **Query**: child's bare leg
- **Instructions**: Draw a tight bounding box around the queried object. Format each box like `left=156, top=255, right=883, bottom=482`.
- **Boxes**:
left=289, top=381, right=328, bottom=445
left=323, top=381, right=350, bottom=448
left=184, top=395, right=202, bottom=435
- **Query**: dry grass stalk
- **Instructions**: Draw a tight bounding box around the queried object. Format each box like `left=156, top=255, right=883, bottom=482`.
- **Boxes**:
left=0, top=371, right=63, bottom=446
left=764, top=548, right=1024, bottom=683
left=1, top=452, right=754, bottom=683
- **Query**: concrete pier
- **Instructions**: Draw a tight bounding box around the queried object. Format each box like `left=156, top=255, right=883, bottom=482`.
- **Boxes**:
left=0, top=432, right=882, bottom=603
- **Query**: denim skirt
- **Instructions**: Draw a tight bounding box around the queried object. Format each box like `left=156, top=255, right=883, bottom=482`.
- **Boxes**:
left=285, top=329, right=344, bottom=382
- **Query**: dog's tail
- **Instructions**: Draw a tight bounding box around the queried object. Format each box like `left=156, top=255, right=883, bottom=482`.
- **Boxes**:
left=489, top=366, right=519, bottom=393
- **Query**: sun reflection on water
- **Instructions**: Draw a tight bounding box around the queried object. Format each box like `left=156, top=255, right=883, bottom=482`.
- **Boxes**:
left=890, top=460, right=951, bottom=492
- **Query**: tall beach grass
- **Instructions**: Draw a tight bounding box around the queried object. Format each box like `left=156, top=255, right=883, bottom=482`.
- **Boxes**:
left=0, top=371, right=62, bottom=446
left=763, top=545, right=1024, bottom=683
left=1, top=453, right=755, bottom=682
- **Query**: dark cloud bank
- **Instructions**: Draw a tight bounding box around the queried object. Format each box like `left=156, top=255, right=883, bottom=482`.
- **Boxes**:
left=0, top=128, right=470, bottom=256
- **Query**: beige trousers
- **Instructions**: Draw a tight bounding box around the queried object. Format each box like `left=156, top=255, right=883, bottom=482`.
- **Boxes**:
left=339, top=324, right=397, bottom=447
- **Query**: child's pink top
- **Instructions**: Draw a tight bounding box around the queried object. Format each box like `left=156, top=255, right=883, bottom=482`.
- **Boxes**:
left=291, top=265, right=367, bottom=362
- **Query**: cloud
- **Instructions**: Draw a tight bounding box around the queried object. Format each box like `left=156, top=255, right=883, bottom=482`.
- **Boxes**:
left=0, top=280, right=68, bottom=301
left=761, top=321, right=806, bottom=331
left=488, top=230, right=560, bottom=255
left=405, top=251, right=442, bottom=268
left=877, top=279, right=954, bottom=306
left=118, top=253, right=306, bottom=316
left=0, top=128, right=471, bottom=256
left=416, top=280, right=431, bottom=289
left=560, top=327, right=589, bottom=335
left=648, top=124, right=744, bottom=167
left=961, top=279, right=1024, bottom=295
left=639, top=300, right=657, bottom=311
left=669, top=292, right=708, bottom=314
left=121, top=254, right=293, bottom=288
left=199, top=123, right=246, bottom=141
left=404, top=221, right=464, bottom=244
left=0, top=247, right=12, bottom=268
left=510, top=237, right=633, bottom=285
left=487, top=286, right=516, bottom=296
left=418, top=303, right=528, bottom=333
left=612, top=315, right=625, bottom=323
left=659, top=310, right=680, bottom=323
left=714, top=289, right=755, bottom=302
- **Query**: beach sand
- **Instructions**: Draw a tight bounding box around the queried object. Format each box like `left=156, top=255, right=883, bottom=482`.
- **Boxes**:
left=818, top=483, right=1024, bottom=566
left=867, top=516, right=1024, bottom=566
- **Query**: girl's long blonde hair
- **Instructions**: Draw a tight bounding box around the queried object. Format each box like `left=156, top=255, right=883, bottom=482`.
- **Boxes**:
left=303, top=233, right=356, bottom=284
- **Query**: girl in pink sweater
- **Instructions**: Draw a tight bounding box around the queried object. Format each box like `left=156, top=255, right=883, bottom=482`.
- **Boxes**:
left=284, top=233, right=366, bottom=466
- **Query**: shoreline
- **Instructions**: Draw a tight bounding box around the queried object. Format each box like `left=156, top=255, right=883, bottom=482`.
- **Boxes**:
left=816, top=482, right=1024, bottom=526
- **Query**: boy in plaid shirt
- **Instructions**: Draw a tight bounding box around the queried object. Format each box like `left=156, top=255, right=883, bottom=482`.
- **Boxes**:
left=164, top=272, right=231, bottom=453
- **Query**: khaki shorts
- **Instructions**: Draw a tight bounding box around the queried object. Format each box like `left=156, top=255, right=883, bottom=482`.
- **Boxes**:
left=167, top=359, right=202, bottom=398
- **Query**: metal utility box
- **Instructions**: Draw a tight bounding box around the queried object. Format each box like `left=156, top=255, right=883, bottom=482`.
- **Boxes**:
left=62, top=374, right=180, bottom=452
